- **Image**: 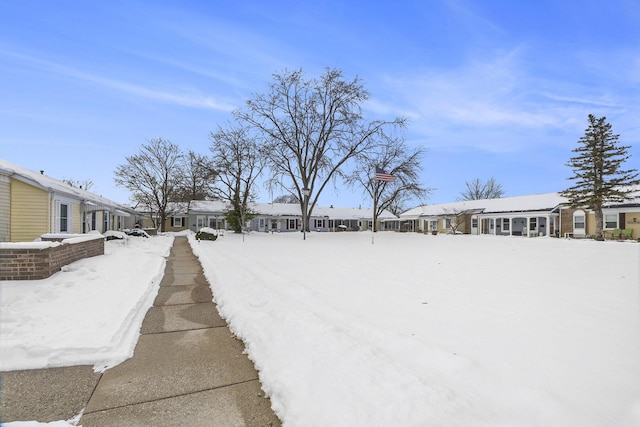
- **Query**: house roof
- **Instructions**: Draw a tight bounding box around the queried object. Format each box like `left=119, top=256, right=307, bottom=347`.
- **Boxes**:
left=401, top=187, right=640, bottom=220
left=188, top=200, right=229, bottom=213
left=0, top=159, right=134, bottom=214
left=316, top=205, right=397, bottom=220
left=186, top=200, right=397, bottom=220
left=400, top=192, right=568, bottom=219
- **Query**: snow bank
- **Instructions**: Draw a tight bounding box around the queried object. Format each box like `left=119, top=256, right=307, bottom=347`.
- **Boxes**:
left=0, top=234, right=173, bottom=372
left=190, top=232, right=640, bottom=427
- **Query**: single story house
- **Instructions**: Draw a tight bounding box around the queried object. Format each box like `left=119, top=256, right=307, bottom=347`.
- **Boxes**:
left=395, top=190, right=640, bottom=238
left=135, top=202, right=191, bottom=232
left=248, top=203, right=398, bottom=232
left=0, top=159, right=136, bottom=242
left=159, top=200, right=397, bottom=233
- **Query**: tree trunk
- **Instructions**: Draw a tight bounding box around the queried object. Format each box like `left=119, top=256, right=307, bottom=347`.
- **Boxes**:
left=594, top=206, right=604, bottom=241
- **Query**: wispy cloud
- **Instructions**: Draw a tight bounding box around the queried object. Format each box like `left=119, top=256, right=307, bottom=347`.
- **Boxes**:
left=369, top=46, right=630, bottom=152
left=150, top=7, right=290, bottom=78
left=539, top=93, right=621, bottom=108
left=0, top=47, right=237, bottom=112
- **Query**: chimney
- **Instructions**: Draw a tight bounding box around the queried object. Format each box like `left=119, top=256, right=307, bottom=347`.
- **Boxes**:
left=40, top=170, right=44, bottom=175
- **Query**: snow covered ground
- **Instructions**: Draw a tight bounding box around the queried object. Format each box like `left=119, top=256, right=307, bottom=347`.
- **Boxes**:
left=0, top=233, right=173, bottom=372
left=191, top=232, right=640, bottom=427
left=1, top=231, right=639, bottom=426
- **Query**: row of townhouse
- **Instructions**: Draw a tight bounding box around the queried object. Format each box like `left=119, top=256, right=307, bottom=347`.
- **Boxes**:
left=151, top=200, right=399, bottom=233
left=0, top=159, right=136, bottom=242
left=393, top=191, right=640, bottom=239
left=4, top=158, right=638, bottom=242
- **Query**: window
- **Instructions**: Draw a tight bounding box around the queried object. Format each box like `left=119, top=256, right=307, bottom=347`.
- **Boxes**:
left=605, top=214, right=617, bottom=229
left=573, top=211, right=586, bottom=234
left=172, top=217, right=184, bottom=227
left=59, top=203, right=68, bottom=232
left=445, top=218, right=452, bottom=229
left=502, top=218, right=510, bottom=231
left=103, top=212, right=109, bottom=232
left=472, top=218, right=478, bottom=228
left=431, top=220, right=438, bottom=231
left=315, top=219, right=325, bottom=229
left=529, top=218, right=537, bottom=230
left=288, top=219, right=296, bottom=229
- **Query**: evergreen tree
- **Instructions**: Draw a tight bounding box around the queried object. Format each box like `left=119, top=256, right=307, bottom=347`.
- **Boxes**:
left=561, top=114, right=639, bottom=240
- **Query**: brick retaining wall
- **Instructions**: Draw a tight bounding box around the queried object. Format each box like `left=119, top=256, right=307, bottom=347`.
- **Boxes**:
left=0, top=236, right=105, bottom=281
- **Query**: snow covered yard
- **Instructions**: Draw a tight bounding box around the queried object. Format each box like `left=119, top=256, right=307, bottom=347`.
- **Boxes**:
left=190, top=231, right=640, bottom=427
left=2, top=231, right=639, bottom=426
left=0, top=233, right=173, bottom=372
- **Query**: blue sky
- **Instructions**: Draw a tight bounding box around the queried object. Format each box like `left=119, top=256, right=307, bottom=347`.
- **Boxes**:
left=1, top=1, right=639, bottom=208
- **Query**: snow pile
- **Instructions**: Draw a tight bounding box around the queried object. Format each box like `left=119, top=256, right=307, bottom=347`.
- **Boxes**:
left=103, top=230, right=128, bottom=240
left=190, top=232, right=640, bottom=427
left=0, top=241, right=61, bottom=250
left=0, top=234, right=173, bottom=372
left=197, top=227, right=219, bottom=235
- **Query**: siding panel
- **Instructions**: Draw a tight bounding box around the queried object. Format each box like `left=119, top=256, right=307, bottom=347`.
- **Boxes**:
left=0, top=174, right=10, bottom=241
left=72, top=204, right=82, bottom=234
left=11, top=179, right=50, bottom=242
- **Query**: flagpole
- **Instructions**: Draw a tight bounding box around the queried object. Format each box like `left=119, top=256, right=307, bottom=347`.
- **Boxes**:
left=372, top=167, right=376, bottom=245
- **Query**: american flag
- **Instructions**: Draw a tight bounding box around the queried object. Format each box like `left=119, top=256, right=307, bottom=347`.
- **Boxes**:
left=375, top=166, right=395, bottom=182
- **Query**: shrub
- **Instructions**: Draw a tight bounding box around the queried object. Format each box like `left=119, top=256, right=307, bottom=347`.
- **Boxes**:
left=104, top=230, right=127, bottom=241
left=125, top=228, right=150, bottom=238
left=196, top=230, right=218, bottom=241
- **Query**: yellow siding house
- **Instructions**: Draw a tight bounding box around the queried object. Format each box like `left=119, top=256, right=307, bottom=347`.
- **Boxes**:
left=0, top=159, right=135, bottom=242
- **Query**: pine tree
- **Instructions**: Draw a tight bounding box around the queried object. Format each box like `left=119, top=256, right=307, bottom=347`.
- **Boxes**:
left=561, top=114, right=640, bottom=240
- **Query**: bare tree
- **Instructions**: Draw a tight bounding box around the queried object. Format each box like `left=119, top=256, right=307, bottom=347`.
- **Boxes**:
left=273, top=194, right=300, bottom=204
left=459, top=177, right=505, bottom=201
left=236, top=68, right=405, bottom=232
left=62, top=178, right=95, bottom=192
left=346, top=141, right=431, bottom=231
left=176, top=150, right=218, bottom=202
left=210, top=123, right=265, bottom=233
left=114, top=138, right=184, bottom=231
left=441, top=208, right=466, bottom=234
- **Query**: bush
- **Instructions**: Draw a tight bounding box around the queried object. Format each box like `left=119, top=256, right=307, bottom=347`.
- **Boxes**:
left=125, top=228, right=150, bottom=238
left=104, top=230, right=127, bottom=241
left=196, top=230, right=218, bottom=241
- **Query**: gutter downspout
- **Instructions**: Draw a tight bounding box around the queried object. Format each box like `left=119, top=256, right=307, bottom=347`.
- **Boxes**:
left=49, top=190, right=55, bottom=234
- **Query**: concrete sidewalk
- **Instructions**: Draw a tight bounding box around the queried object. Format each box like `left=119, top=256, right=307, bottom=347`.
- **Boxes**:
left=1, top=236, right=280, bottom=426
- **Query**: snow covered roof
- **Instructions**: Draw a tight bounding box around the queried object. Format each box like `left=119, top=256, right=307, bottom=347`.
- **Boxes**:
left=188, top=200, right=229, bottom=213
left=186, top=200, right=397, bottom=220
left=315, top=205, right=397, bottom=220
left=401, top=192, right=569, bottom=219
left=0, top=159, right=134, bottom=213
